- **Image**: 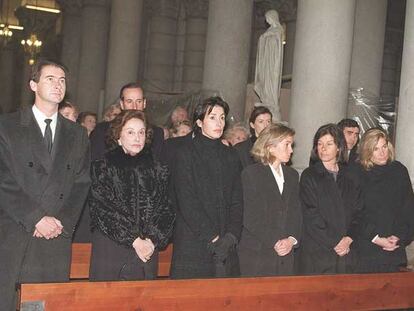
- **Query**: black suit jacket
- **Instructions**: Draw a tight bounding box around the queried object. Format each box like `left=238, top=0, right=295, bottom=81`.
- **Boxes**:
left=238, top=163, right=302, bottom=276
left=0, top=107, right=91, bottom=310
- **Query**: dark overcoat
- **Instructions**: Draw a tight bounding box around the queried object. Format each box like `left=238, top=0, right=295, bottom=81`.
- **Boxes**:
left=298, top=161, right=362, bottom=275
left=170, top=134, right=243, bottom=279
left=238, top=163, right=302, bottom=276
left=234, top=137, right=255, bottom=169
left=350, top=162, right=414, bottom=272
left=0, top=108, right=90, bottom=310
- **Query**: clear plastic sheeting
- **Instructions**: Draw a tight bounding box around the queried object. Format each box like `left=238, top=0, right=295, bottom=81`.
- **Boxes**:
left=145, top=89, right=224, bottom=128
left=348, top=88, right=397, bottom=142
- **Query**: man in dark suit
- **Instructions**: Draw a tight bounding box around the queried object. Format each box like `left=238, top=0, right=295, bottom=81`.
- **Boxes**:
left=337, top=118, right=360, bottom=164
left=73, top=83, right=164, bottom=242
left=0, top=59, right=91, bottom=310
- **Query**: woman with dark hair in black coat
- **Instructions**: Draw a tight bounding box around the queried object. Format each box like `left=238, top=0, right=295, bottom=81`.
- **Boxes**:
left=298, top=124, right=362, bottom=275
left=88, top=110, right=175, bottom=281
left=170, top=97, right=243, bottom=279
left=351, top=128, right=414, bottom=273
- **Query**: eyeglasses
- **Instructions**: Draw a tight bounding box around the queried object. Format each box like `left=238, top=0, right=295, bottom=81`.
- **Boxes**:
left=123, top=98, right=145, bottom=105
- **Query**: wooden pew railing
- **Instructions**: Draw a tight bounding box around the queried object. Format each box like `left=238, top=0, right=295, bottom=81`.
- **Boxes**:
left=19, top=272, right=414, bottom=310
left=70, top=243, right=172, bottom=279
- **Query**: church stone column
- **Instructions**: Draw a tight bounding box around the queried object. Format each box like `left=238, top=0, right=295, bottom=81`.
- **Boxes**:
left=348, top=0, right=387, bottom=116
left=395, top=0, right=414, bottom=270
left=202, top=0, right=254, bottom=121
left=76, top=0, right=110, bottom=112
left=289, top=0, right=356, bottom=171
left=143, top=0, right=180, bottom=93
left=182, top=0, right=208, bottom=92
left=104, top=0, right=144, bottom=106
left=58, top=0, right=82, bottom=101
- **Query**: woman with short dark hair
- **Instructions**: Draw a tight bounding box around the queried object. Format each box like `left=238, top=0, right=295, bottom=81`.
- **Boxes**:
left=234, top=106, right=272, bottom=168
left=352, top=128, right=414, bottom=273
left=170, top=96, right=243, bottom=279
left=88, top=110, right=175, bottom=281
left=298, top=123, right=362, bottom=275
left=238, top=124, right=302, bottom=276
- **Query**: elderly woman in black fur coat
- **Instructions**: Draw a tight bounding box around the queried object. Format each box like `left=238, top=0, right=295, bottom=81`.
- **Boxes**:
left=88, top=110, right=175, bottom=281
left=170, top=97, right=243, bottom=279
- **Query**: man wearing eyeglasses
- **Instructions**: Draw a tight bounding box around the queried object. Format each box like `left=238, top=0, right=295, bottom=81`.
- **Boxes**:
left=73, top=82, right=164, bottom=242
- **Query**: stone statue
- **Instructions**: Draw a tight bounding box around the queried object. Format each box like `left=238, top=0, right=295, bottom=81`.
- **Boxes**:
left=254, top=10, right=284, bottom=121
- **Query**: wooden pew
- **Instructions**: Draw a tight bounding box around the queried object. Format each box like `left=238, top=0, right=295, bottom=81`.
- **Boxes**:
left=70, top=243, right=173, bottom=279
left=19, top=272, right=414, bottom=310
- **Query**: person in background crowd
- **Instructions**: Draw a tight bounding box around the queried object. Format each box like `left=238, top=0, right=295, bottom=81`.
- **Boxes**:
left=351, top=128, right=414, bottom=273
left=58, top=101, right=79, bottom=122
left=88, top=110, right=174, bottom=281
left=337, top=118, right=360, bottom=164
left=298, top=124, right=362, bottom=275
left=234, top=106, right=272, bottom=168
left=170, top=97, right=243, bottom=279
left=103, top=102, right=121, bottom=122
left=0, top=59, right=90, bottom=310
left=170, top=106, right=189, bottom=124
left=239, top=124, right=302, bottom=277
left=78, top=111, right=97, bottom=136
left=170, top=120, right=192, bottom=138
left=222, top=123, right=249, bottom=146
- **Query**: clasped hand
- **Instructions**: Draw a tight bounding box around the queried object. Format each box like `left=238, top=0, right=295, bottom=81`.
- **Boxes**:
left=33, top=216, right=63, bottom=239
left=374, top=235, right=400, bottom=251
left=274, top=238, right=295, bottom=256
left=334, top=236, right=353, bottom=256
left=133, top=237, right=155, bottom=263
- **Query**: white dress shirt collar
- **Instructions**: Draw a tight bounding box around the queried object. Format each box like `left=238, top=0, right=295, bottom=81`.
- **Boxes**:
left=32, top=104, right=58, bottom=140
left=269, top=163, right=285, bottom=194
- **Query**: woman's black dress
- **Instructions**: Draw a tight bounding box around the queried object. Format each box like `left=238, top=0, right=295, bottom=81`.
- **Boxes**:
left=170, top=133, right=243, bottom=279
left=88, top=146, right=175, bottom=281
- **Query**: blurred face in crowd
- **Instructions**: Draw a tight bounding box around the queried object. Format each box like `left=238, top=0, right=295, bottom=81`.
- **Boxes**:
left=343, top=126, right=360, bottom=150
left=171, top=107, right=188, bottom=123
left=81, top=115, right=97, bottom=135
left=269, top=135, right=294, bottom=165
left=317, top=134, right=339, bottom=166
left=59, top=107, right=78, bottom=122
left=197, top=105, right=225, bottom=140
left=118, top=118, right=146, bottom=156
left=371, top=137, right=389, bottom=166
left=250, top=113, right=271, bottom=137
left=173, top=123, right=192, bottom=138
left=120, top=88, right=146, bottom=111
left=107, top=106, right=121, bottom=121
left=30, top=65, right=66, bottom=107
left=228, top=129, right=248, bottom=146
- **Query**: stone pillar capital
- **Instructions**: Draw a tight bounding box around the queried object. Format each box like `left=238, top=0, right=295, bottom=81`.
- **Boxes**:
left=81, top=0, right=110, bottom=9
left=14, top=5, right=59, bottom=34
left=145, top=0, right=180, bottom=18
left=57, top=0, right=82, bottom=16
left=183, top=0, right=208, bottom=19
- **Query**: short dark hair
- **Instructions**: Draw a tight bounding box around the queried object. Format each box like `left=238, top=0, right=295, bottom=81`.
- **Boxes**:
left=249, top=106, right=272, bottom=136
left=77, top=111, right=97, bottom=124
left=337, top=118, right=359, bottom=131
left=30, top=59, right=68, bottom=83
left=310, top=123, right=348, bottom=164
left=192, top=96, right=229, bottom=132
left=108, top=110, right=150, bottom=147
left=119, top=82, right=143, bottom=100
left=58, top=101, right=78, bottom=113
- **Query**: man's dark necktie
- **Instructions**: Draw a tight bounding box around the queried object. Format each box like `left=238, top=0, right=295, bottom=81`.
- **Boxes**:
left=44, top=119, right=53, bottom=153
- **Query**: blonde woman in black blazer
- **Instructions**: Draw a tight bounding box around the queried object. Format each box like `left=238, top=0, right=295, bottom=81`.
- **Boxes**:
left=238, top=124, right=302, bottom=276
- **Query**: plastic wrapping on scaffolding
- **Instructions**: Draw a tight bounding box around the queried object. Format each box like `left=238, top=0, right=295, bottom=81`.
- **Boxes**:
left=348, top=88, right=397, bottom=142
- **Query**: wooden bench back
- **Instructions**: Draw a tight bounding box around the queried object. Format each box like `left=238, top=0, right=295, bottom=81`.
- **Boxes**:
left=70, top=243, right=172, bottom=279
left=20, top=272, right=414, bottom=310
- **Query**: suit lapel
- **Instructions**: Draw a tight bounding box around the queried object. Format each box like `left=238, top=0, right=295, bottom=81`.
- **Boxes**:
left=281, top=165, right=291, bottom=203
left=50, top=116, right=75, bottom=173
left=261, top=164, right=284, bottom=207
left=21, top=108, right=53, bottom=174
